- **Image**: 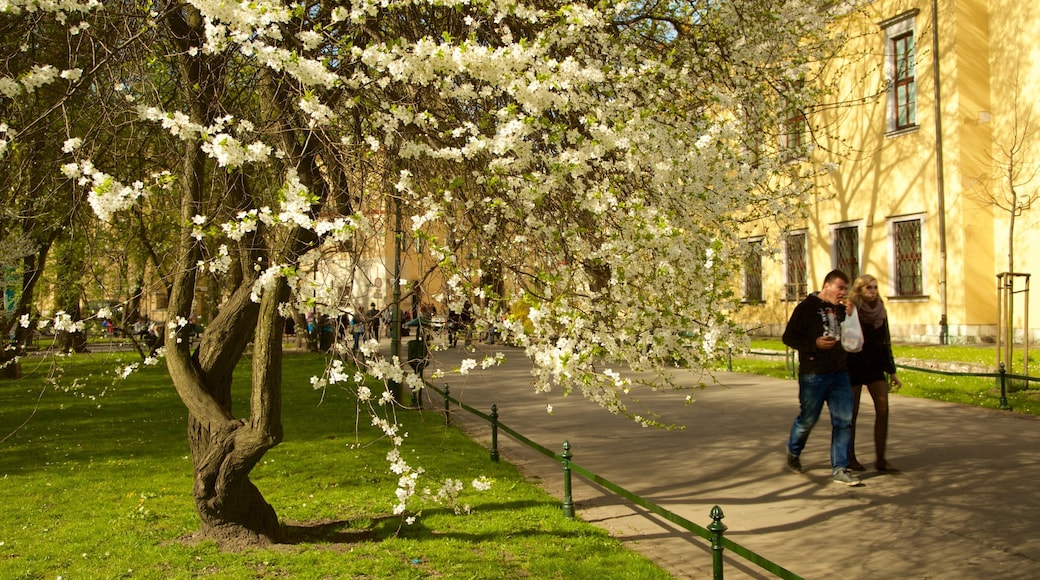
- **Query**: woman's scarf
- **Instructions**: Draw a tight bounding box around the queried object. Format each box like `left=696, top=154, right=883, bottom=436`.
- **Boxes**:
left=854, top=295, right=887, bottom=329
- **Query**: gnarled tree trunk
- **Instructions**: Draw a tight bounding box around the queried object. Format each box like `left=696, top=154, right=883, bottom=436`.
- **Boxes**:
left=159, top=2, right=329, bottom=546
left=167, top=238, right=288, bottom=545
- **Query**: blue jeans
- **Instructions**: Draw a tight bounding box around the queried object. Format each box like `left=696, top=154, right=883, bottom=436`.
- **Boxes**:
left=787, top=371, right=853, bottom=470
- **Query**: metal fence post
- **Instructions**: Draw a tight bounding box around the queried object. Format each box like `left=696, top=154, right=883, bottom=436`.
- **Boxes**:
left=443, top=383, right=451, bottom=426
left=562, top=440, right=574, bottom=519
left=709, top=505, right=728, bottom=580
left=490, top=404, right=500, bottom=462
left=999, top=363, right=1011, bottom=410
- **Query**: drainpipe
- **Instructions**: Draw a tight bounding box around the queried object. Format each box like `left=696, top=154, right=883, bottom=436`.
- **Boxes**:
left=932, top=0, right=949, bottom=344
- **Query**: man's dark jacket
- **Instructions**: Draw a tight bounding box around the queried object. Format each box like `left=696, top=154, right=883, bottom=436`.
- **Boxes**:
left=782, top=292, right=848, bottom=376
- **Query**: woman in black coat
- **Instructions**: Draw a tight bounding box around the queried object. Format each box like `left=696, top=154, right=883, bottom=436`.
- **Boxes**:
left=846, top=274, right=902, bottom=472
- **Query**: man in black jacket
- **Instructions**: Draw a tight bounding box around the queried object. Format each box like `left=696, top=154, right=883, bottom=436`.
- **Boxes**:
left=782, top=269, right=861, bottom=486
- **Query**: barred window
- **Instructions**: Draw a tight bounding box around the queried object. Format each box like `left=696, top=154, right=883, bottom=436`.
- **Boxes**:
left=785, top=232, right=807, bottom=301
left=834, top=226, right=860, bottom=281
left=893, top=219, right=923, bottom=295
left=744, top=239, right=763, bottom=303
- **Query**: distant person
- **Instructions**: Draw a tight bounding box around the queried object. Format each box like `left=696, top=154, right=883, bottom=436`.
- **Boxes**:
left=846, top=275, right=902, bottom=472
left=782, top=269, right=861, bottom=486
left=351, top=309, right=365, bottom=351
left=461, top=301, right=474, bottom=345
left=447, top=307, right=460, bottom=347
left=366, top=302, right=381, bottom=341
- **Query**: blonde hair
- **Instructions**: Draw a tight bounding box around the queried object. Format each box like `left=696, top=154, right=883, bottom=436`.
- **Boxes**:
left=850, top=274, right=879, bottom=308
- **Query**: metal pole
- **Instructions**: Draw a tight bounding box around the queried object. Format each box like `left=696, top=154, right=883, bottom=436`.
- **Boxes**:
left=709, top=505, right=728, bottom=579
left=443, top=384, right=451, bottom=426
left=390, top=189, right=403, bottom=402
left=561, top=441, right=574, bottom=519
left=997, top=274, right=1003, bottom=370
left=999, top=362, right=1010, bottom=410
left=1002, top=276, right=1010, bottom=372
left=490, top=405, right=499, bottom=462
left=1025, top=275, right=1030, bottom=377
left=932, top=0, right=949, bottom=345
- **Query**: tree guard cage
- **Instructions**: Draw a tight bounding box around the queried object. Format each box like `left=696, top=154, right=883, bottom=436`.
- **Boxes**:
left=996, top=272, right=1030, bottom=377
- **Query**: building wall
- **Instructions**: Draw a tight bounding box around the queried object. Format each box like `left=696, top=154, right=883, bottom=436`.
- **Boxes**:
left=986, top=0, right=1040, bottom=343
left=740, top=0, right=1040, bottom=344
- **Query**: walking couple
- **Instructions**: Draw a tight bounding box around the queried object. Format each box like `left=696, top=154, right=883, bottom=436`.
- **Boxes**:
left=783, top=269, right=901, bottom=486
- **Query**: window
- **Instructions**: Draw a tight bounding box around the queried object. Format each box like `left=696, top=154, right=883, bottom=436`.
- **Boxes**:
left=153, top=290, right=169, bottom=310
left=784, top=231, right=807, bottom=301
left=892, top=32, right=916, bottom=130
left=891, top=217, right=924, bottom=296
left=881, top=11, right=919, bottom=133
left=744, top=239, right=763, bottom=303
left=780, top=96, right=807, bottom=161
left=833, top=224, right=860, bottom=281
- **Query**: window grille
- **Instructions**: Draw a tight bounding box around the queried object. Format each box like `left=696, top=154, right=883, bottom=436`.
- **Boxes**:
left=785, top=233, right=807, bottom=301
left=745, top=240, right=763, bottom=303
left=835, top=226, right=859, bottom=281
left=894, top=219, right=923, bottom=295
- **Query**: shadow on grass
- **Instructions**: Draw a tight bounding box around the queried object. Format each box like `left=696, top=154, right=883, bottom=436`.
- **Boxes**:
left=280, top=517, right=385, bottom=545
left=279, top=499, right=564, bottom=546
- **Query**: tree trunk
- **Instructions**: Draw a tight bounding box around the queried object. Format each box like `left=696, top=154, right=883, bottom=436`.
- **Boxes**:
left=160, top=3, right=325, bottom=546
left=159, top=4, right=285, bottom=545
left=0, top=323, right=22, bottom=378
left=2, top=242, right=53, bottom=379
left=189, top=418, right=281, bottom=545
left=181, top=278, right=288, bottom=546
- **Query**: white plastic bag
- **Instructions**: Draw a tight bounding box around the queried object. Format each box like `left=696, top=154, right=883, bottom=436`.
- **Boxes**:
left=841, top=305, right=864, bottom=353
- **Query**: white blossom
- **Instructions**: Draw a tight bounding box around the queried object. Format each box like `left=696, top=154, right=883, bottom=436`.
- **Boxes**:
left=60, top=68, right=83, bottom=82
left=62, top=138, right=82, bottom=153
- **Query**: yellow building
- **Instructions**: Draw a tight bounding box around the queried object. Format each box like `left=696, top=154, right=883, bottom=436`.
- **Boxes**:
left=743, top=0, right=1040, bottom=347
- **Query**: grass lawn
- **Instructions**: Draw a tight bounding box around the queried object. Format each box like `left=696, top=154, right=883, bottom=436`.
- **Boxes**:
left=0, top=351, right=669, bottom=579
left=730, top=339, right=1040, bottom=416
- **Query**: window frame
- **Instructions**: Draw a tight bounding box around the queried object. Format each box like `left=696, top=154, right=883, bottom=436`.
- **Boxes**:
left=743, top=237, right=765, bottom=304
left=830, top=221, right=862, bottom=282
left=892, top=31, right=916, bottom=130
left=779, top=105, right=808, bottom=161
left=887, top=213, right=927, bottom=299
left=783, top=230, right=808, bottom=302
left=881, top=10, right=919, bottom=135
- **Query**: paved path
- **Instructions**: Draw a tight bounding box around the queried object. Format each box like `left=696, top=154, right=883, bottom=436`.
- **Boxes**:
left=415, top=343, right=1040, bottom=579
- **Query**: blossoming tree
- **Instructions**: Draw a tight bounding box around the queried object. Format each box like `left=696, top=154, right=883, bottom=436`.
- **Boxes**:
left=1, top=0, right=856, bottom=545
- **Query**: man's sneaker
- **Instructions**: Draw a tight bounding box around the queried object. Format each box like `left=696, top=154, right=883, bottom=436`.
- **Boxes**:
left=786, top=452, right=802, bottom=473
left=832, top=468, right=862, bottom=486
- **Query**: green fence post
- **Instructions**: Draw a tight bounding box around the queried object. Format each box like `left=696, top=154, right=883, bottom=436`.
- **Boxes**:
left=709, top=505, right=728, bottom=580
left=562, top=440, right=575, bottom=519
left=727, top=348, right=733, bottom=372
left=999, top=363, right=1011, bottom=410
left=490, top=404, right=500, bottom=462
left=443, top=384, right=451, bottom=426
